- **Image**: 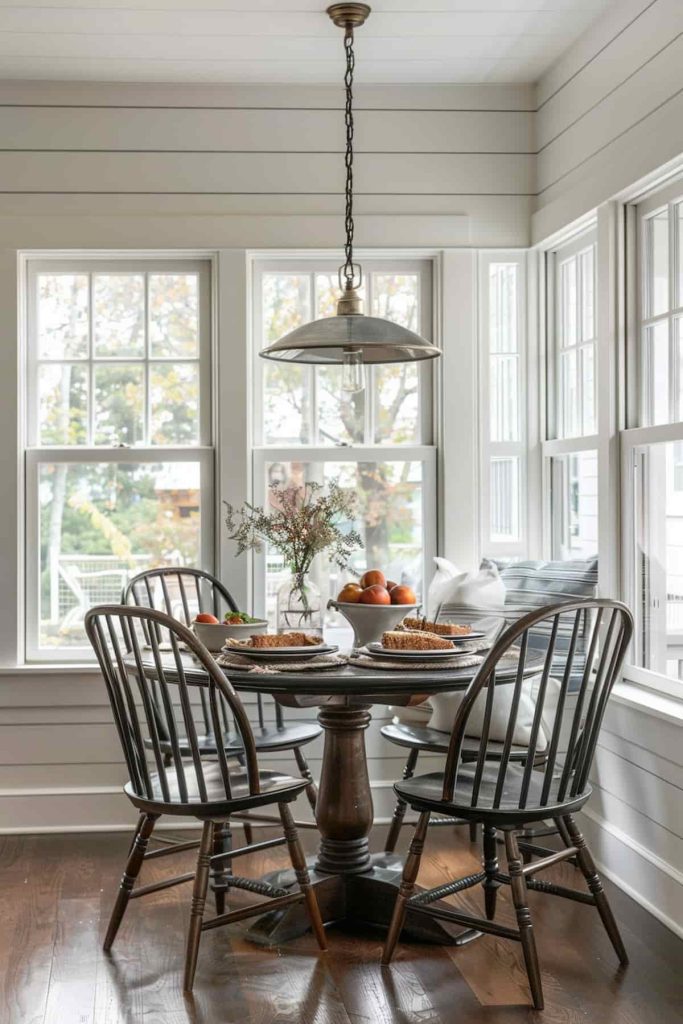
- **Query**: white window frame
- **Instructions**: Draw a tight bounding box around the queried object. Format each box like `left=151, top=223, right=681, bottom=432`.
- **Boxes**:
left=23, top=255, right=215, bottom=663
left=541, top=227, right=600, bottom=561
left=620, top=175, right=683, bottom=700
left=250, top=254, right=437, bottom=618
left=478, top=251, right=528, bottom=559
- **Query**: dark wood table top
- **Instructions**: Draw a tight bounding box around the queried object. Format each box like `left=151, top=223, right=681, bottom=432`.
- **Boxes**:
left=133, top=648, right=545, bottom=704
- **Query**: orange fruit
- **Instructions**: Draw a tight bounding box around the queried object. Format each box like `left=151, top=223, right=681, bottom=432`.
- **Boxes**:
left=337, top=582, right=363, bottom=603
left=195, top=612, right=219, bottom=624
left=359, top=584, right=391, bottom=605
left=389, top=585, right=417, bottom=606
left=360, top=569, right=386, bottom=589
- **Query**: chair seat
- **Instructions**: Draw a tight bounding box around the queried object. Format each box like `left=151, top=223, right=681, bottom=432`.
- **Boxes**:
left=395, top=766, right=590, bottom=825
left=151, top=721, right=321, bottom=758
left=381, top=721, right=544, bottom=763
left=125, top=763, right=308, bottom=817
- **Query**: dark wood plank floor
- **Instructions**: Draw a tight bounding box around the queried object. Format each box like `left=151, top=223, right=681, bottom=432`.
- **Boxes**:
left=1, top=822, right=681, bottom=1024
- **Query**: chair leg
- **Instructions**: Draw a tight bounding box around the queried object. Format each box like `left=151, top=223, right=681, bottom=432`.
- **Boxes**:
left=278, top=802, right=327, bottom=951
left=504, top=829, right=543, bottom=1011
left=104, top=812, right=157, bottom=951
left=243, top=821, right=254, bottom=845
left=183, top=820, right=214, bottom=993
left=211, top=820, right=231, bottom=916
left=293, top=746, right=318, bottom=811
left=482, top=824, right=499, bottom=920
left=563, top=814, right=628, bottom=965
left=384, top=748, right=419, bottom=854
left=381, top=810, right=430, bottom=966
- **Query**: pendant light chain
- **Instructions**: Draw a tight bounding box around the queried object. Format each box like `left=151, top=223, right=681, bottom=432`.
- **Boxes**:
left=343, top=24, right=356, bottom=288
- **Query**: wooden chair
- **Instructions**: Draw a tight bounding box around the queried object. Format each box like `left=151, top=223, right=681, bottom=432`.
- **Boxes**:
left=380, top=599, right=633, bottom=1011
left=123, top=567, right=322, bottom=816
left=85, top=604, right=327, bottom=992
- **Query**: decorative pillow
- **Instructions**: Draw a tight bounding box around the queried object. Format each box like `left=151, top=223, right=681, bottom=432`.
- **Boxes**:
left=427, top=557, right=505, bottom=621
left=428, top=675, right=560, bottom=749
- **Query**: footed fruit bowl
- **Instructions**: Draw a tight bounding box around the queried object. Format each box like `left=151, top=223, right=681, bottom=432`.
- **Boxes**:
left=327, top=599, right=420, bottom=649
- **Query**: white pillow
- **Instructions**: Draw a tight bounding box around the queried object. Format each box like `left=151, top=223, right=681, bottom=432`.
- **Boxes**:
left=427, top=557, right=505, bottom=620
left=428, top=676, right=559, bottom=750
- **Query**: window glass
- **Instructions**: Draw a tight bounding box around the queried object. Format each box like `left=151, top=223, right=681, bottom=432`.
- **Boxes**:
left=633, top=440, right=683, bottom=688
left=552, top=451, right=598, bottom=560
left=262, top=459, right=424, bottom=628
left=554, top=240, right=597, bottom=439
left=38, top=461, right=201, bottom=651
left=490, top=456, right=520, bottom=543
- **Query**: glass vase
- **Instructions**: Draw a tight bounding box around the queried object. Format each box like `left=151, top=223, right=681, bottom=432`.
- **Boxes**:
left=276, top=574, right=323, bottom=635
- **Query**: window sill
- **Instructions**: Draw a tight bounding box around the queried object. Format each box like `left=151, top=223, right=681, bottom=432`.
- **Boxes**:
left=611, top=680, right=683, bottom=726
left=0, top=663, right=99, bottom=677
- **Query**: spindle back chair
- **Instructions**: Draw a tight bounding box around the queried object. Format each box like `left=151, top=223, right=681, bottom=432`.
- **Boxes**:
left=381, top=599, right=633, bottom=1011
left=122, top=567, right=320, bottom=814
left=85, top=604, right=326, bottom=991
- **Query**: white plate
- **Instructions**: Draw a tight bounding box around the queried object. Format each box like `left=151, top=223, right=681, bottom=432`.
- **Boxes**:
left=444, top=631, right=485, bottom=644
left=365, top=642, right=469, bottom=661
left=223, top=643, right=338, bottom=661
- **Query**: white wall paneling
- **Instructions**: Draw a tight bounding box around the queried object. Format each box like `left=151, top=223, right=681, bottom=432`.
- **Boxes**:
left=533, top=0, right=683, bottom=242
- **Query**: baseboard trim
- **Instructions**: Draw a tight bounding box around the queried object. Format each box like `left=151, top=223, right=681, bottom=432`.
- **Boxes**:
left=581, top=807, right=683, bottom=940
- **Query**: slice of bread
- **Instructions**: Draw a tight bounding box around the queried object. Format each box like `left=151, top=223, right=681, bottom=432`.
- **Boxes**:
left=249, top=632, right=319, bottom=648
left=382, top=630, right=453, bottom=651
left=402, top=616, right=472, bottom=637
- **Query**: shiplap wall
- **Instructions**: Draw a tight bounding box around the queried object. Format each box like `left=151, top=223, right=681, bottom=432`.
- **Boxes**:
left=533, top=0, right=683, bottom=242
left=0, top=80, right=534, bottom=247
left=531, top=0, right=683, bottom=938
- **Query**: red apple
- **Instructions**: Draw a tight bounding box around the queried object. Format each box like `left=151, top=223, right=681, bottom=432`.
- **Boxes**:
left=389, top=584, right=417, bottom=606
left=359, top=584, right=391, bottom=605
left=195, top=612, right=219, bottom=624
left=386, top=580, right=398, bottom=593
left=360, top=569, right=386, bottom=589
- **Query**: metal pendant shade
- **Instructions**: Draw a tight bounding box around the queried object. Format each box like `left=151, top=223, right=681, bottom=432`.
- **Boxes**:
left=260, top=312, right=441, bottom=365
left=260, top=3, right=441, bottom=369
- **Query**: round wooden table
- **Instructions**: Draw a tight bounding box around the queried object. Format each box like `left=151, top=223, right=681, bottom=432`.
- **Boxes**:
left=221, top=652, right=541, bottom=947
left=139, top=649, right=542, bottom=946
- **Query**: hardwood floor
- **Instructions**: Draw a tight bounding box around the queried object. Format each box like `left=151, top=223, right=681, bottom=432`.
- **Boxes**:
left=1, top=823, right=681, bottom=1024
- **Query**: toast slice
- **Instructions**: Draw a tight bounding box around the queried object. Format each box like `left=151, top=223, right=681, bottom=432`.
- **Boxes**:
left=382, top=630, right=453, bottom=651
left=249, top=631, right=320, bottom=648
left=402, top=616, right=472, bottom=637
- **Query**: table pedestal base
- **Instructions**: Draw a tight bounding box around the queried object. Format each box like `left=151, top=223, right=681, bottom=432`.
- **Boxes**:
left=245, top=852, right=481, bottom=948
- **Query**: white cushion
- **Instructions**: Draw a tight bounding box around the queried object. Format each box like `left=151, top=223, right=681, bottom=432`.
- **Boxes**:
left=427, top=557, right=505, bottom=621
left=428, top=675, right=559, bottom=749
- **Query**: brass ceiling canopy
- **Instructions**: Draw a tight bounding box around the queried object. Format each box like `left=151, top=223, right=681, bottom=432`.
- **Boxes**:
left=259, top=2, right=441, bottom=391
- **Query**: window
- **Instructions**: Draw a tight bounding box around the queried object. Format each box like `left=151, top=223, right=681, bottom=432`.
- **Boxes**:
left=479, top=254, right=527, bottom=557
left=543, top=229, right=599, bottom=563
left=24, top=259, right=213, bottom=661
left=252, top=258, right=436, bottom=626
left=621, top=180, right=683, bottom=697
left=639, top=201, right=683, bottom=425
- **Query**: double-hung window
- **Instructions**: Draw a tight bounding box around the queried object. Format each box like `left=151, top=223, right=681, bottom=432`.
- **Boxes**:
left=621, top=182, right=683, bottom=695
left=251, top=258, right=436, bottom=626
left=543, top=230, right=599, bottom=562
left=479, top=253, right=527, bottom=559
left=24, top=258, right=213, bottom=661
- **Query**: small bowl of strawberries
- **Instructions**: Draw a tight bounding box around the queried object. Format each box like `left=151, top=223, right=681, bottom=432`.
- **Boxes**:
left=328, top=570, right=420, bottom=649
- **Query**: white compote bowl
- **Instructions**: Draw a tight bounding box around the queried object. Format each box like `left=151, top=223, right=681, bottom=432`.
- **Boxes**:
left=327, top=600, right=420, bottom=650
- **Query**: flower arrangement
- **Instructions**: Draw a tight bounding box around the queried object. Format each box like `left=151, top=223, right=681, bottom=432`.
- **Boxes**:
left=224, top=481, right=363, bottom=612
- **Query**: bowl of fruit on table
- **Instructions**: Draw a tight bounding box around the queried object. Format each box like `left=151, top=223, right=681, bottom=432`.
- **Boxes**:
left=192, top=611, right=268, bottom=652
left=327, top=570, right=420, bottom=649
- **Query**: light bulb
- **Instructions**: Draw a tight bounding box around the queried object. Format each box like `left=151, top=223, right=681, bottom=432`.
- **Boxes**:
left=341, top=349, right=365, bottom=393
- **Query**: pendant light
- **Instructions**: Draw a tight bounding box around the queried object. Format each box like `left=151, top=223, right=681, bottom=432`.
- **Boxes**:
left=260, top=3, right=441, bottom=393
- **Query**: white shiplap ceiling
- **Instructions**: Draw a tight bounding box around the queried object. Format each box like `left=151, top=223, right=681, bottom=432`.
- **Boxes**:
left=0, top=0, right=616, bottom=84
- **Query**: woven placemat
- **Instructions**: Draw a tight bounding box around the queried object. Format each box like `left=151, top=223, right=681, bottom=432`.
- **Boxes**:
left=216, top=651, right=349, bottom=675
left=348, top=650, right=484, bottom=672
